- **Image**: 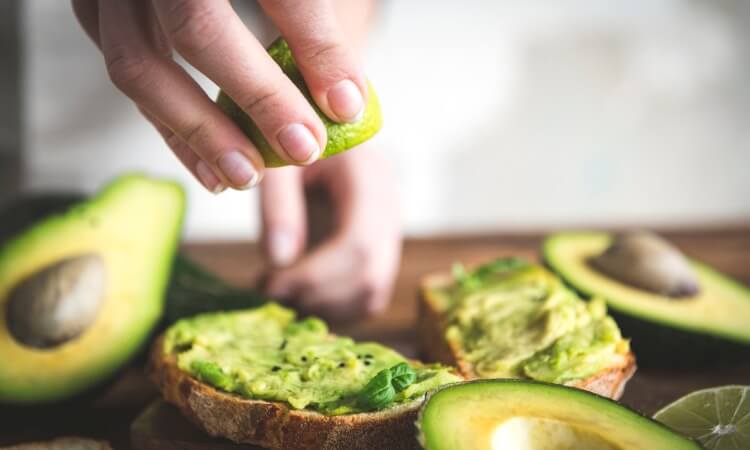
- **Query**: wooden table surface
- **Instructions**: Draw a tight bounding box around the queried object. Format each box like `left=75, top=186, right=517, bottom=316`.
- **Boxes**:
left=2, top=228, right=749, bottom=449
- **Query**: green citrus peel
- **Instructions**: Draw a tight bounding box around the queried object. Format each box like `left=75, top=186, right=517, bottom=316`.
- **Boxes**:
left=216, top=38, right=383, bottom=168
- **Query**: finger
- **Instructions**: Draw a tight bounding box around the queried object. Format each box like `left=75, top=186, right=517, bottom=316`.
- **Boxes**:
left=259, top=0, right=367, bottom=123
left=140, top=107, right=226, bottom=194
left=302, top=149, right=402, bottom=316
left=73, top=2, right=210, bottom=190
left=72, top=0, right=100, bottom=45
left=152, top=0, right=326, bottom=166
left=75, top=0, right=172, bottom=56
left=265, top=238, right=375, bottom=321
left=98, top=0, right=264, bottom=191
left=260, top=167, right=307, bottom=268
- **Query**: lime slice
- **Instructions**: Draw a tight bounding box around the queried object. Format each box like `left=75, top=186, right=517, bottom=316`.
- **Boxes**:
left=216, top=38, right=383, bottom=168
left=654, top=385, right=750, bottom=450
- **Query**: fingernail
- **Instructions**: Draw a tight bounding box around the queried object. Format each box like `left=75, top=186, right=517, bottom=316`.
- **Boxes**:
left=268, top=229, right=297, bottom=267
left=217, top=151, right=260, bottom=190
left=277, top=123, right=321, bottom=164
left=327, top=79, right=364, bottom=123
left=195, top=160, right=225, bottom=194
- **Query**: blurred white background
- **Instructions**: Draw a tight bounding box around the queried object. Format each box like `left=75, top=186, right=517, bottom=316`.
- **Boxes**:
left=22, top=0, right=750, bottom=240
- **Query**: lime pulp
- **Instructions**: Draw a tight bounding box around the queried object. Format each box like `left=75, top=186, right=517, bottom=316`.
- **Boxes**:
left=654, top=385, right=750, bottom=450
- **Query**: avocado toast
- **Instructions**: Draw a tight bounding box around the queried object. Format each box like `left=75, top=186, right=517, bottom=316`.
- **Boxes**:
left=149, top=304, right=460, bottom=450
left=418, top=258, right=636, bottom=399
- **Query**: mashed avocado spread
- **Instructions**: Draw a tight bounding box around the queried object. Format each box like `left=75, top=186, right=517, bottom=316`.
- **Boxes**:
left=445, top=258, right=629, bottom=383
left=164, top=304, right=460, bottom=415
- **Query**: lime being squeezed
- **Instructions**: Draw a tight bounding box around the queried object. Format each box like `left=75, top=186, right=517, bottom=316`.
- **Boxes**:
left=217, top=38, right=383, bottom=167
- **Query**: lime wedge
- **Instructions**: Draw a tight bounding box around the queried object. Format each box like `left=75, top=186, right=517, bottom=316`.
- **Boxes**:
left=654, top=385, right=750, bottom=450
left=216, top=38, right=383, bottom=167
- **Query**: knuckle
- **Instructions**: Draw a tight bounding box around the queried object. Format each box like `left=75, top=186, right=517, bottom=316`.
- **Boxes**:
left=105, top=48, right=153, bottom=92
left=162, top=128, right=182, bottom=149
left=237, top=81, right=285, bottom=118
left=178, top=119, right=213, bottom=156
left=295, top=38, right=352, bottom=80
left=295, top=271, right=318, bottom=291
left=298, top=38, right=345, bottom=63
left=166, top=0, right=225, bottom=55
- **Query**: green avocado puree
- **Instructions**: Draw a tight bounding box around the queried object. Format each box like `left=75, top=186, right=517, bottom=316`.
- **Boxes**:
left=445, top=259, right=629, bottom=383
left=164, top=304, right=460, bottom=415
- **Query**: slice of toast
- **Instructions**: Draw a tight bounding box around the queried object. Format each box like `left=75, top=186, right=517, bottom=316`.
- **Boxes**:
left=148, top=335, right=425, bottom=450
left=418, top=270, right=637, bottom=400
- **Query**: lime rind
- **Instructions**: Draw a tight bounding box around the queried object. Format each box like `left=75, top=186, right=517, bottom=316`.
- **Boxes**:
left=654, top=385, right=750, bottom=450
left=216, top=38, right=383, bottom=168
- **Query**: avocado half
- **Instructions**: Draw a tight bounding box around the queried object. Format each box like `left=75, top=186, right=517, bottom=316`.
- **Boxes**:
left=418, top=379, right=700, bottom=450
left=543, top=231, right=750, bottom=367
left=0, top=175, right=185, bottom=404
left=216, top=38, right=383, bottom=168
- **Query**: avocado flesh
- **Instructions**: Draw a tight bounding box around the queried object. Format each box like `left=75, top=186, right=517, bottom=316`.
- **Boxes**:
left=216, top=38, right=382, bottom=168
left=544, top=232, right=750, bottom=344
left=428, top=261, right=630, bottom=383
left=0, top=175, right=185, bottom=404
left=165, top=303, right=461, bottom=415
left=418, top=380, right=701, bottom=450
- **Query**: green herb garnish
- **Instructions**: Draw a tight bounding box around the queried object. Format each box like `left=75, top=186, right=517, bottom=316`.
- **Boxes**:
left=358, top=362, right=419, bottom=411
left=358, top=367, right=395, bottom=410
left=390, top=362, right=417, bottom=392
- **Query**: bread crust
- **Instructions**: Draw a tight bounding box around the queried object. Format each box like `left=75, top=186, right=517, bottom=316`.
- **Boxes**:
left=148, top=336, right=423, bottom=450
left=418, top=271, right=636, bottom=400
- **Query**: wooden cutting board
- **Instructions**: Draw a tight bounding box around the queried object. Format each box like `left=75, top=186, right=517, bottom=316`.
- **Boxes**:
left=131, top=400, right=265, bottom=450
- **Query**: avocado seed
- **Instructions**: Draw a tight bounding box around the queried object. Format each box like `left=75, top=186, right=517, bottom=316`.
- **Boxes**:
left=6, top=254, right=106, bottom=348
left=590, top=231, right=700, bottom=298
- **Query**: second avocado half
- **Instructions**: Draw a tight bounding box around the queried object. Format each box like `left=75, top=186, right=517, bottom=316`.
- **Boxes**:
left=216, top=39, right=382, bottom=167
left=543, top=231, right=750, bottom=367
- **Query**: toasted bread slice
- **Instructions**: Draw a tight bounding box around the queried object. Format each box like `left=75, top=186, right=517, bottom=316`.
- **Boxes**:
left=148, top=336, right=424, bottom=450
left=418, top=270, right=636, bottom=400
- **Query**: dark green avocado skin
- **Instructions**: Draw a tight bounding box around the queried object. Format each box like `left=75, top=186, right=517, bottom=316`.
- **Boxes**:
left=542, top=257, right=750, bottom=368
left=606, top=309, right=750, bottom=368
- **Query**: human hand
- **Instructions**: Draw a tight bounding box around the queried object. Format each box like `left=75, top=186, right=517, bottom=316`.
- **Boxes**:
left=72, top=0, right=368, bottom=193
left=261, top=147, right=402, bottom=321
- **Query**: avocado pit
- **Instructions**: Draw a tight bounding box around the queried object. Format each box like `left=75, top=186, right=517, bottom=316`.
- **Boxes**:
left=590, top=231, right=699, bottom=298
left=6, top=253, right=107, bottom=349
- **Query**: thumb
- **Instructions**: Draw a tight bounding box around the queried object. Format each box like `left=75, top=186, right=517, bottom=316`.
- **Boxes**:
left=260, top=166, right=307, bottom=268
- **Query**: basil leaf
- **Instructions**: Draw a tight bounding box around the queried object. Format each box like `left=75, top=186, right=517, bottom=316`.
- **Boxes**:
left=390, top=362, right=416, bottom=392
left=358, top=368, right=396, bottom=410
